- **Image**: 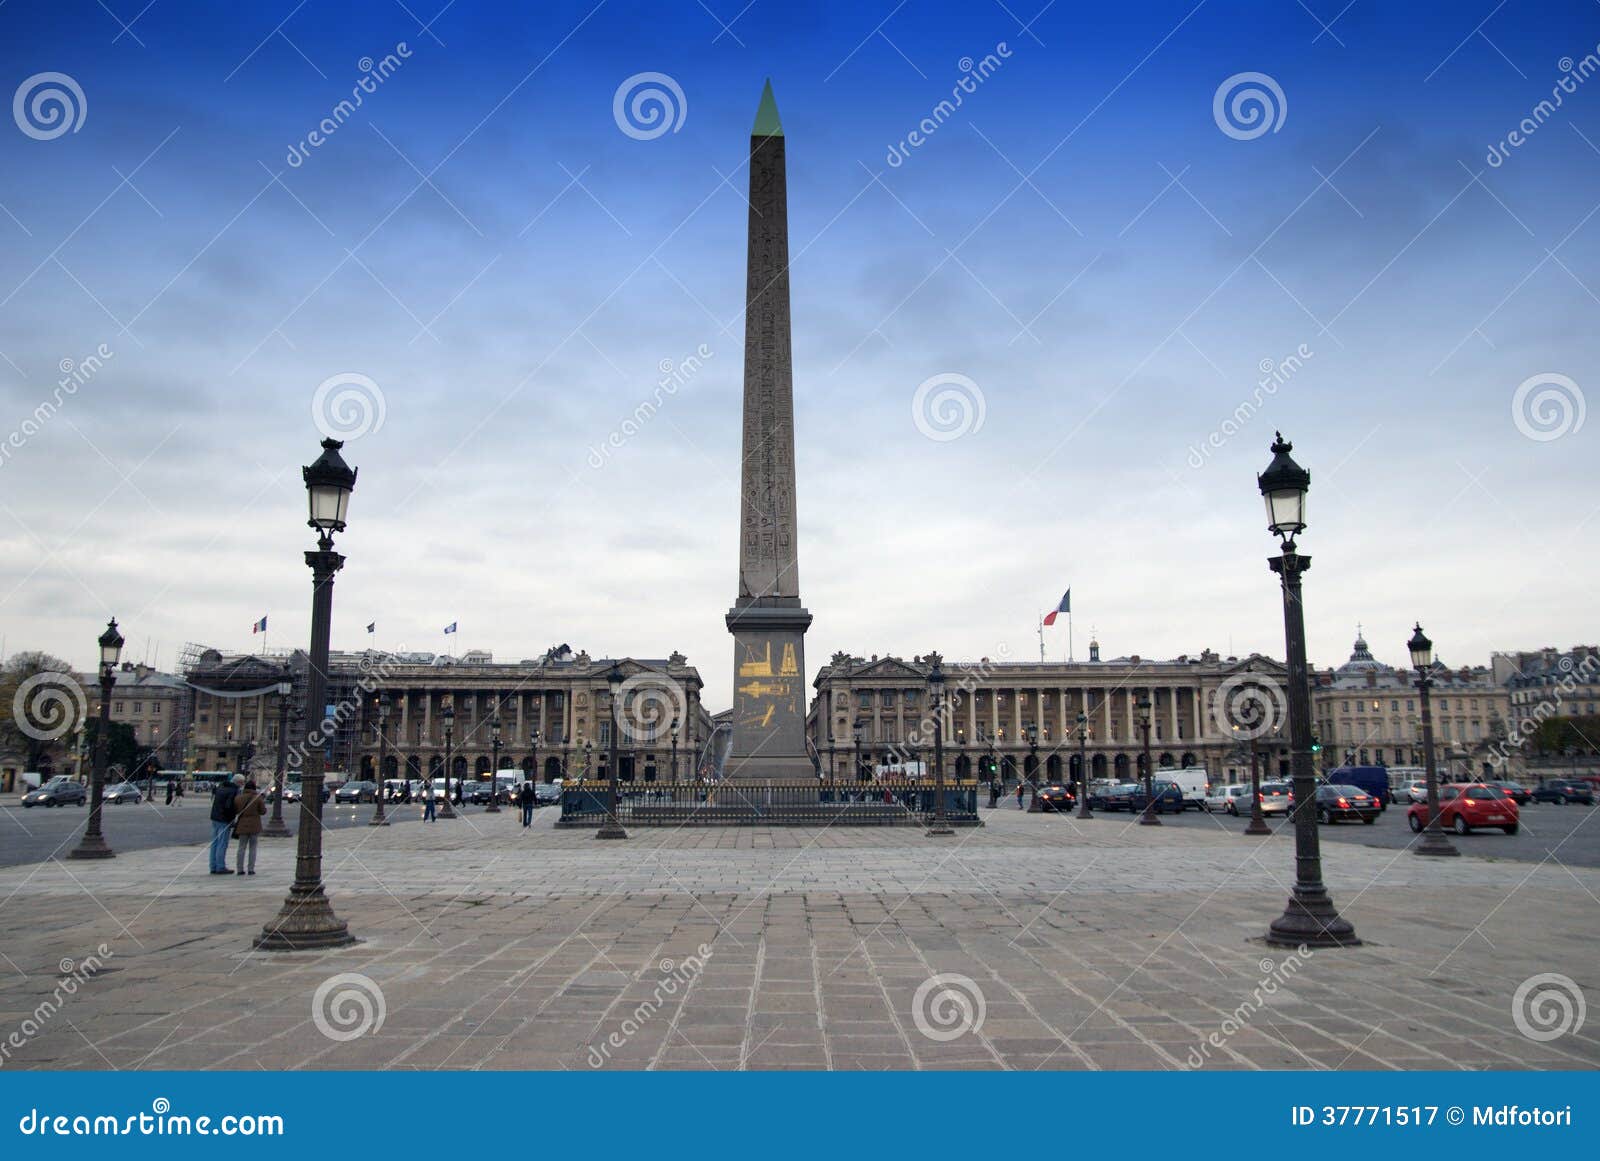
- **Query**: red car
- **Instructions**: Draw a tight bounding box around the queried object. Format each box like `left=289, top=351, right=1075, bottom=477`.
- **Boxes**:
left=1406, top=783, right=1519, bottom=836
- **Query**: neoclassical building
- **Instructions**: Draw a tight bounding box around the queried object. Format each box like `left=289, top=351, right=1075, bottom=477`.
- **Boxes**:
left=805, top=641, right=1291, bottom=787
left=181, top=645, right=713, bottom=785
left=1311, top=630, right=1509, bottom=778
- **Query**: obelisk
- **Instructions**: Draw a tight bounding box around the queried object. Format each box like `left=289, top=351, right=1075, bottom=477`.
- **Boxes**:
left=725, top=80, right=814, bottom=781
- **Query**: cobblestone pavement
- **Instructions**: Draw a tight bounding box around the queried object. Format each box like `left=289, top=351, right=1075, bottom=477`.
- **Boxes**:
left=1, top=807, right=1595, bottom=1071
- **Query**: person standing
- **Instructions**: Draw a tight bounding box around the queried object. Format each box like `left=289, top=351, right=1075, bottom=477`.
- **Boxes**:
left=518, top=780, right=536, bottom=828
left=165, top=779, right=175, bottom=806
left=233, top=780, right=266, bottom=876
left=1015, top=780, right=1025, bottom=809
left=210, top=775, right=243, bottom=874
left=423, top=780, right=436, bottom=822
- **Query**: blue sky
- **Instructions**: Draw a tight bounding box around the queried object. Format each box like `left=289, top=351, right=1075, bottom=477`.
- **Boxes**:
left=1, top=0, right=1596, bottom=707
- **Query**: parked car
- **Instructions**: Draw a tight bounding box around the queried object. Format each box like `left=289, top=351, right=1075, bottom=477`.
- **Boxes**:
left=21, top=778, right=86, bottom=807
left=1530, top=779, right=1595, bottom=805
left=1036, top=784, right=1077, bottom=812
left=103, top=782, right=142, bottom=804
left=1407, top=783, right=1519, bottom=835
left=1256, top=781, right=1293, bottom=815
left=1088, top=782, right=1140, bottom=811
left=334, top=780, right=378, bottom=804
left=533, top=780, right=563, bottom=805
left=1126, top=779, right=1185, bottom=814
left=1204, top=783, right=1253, bottom=815
left=1488, top=780, right=1531, bottom=805
left=1314, top=784, right=1380, bottom=824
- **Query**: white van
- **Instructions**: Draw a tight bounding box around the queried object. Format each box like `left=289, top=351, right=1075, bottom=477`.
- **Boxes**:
left=1162, top=767, right=1209, bottom=808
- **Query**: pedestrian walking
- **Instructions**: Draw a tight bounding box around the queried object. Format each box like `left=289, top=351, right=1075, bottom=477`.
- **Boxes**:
left=423, top=783, right=436, bottom=822
left=210, top=775, right=243, bottom=874
left=233, top=780, right=266, bottom=876
left=164, top=779, right=175, bottom=806
left=1016, top=781, right=1025, bottom=809
left=518, top=780, right=536, bottom=827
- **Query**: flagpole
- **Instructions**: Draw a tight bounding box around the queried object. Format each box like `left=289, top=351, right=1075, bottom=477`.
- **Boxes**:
left=1038, top=613, right=1045, bottom=663
left=1068, top=609, right=1074, bottom=663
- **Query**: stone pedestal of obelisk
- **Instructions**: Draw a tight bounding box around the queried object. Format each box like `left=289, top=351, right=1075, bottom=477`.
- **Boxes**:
left=725, top=81, right=815, bottom=782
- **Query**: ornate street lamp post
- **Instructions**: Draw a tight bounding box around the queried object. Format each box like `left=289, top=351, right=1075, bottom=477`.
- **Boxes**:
left=1409, top=623, right=1459, bottom=857
left=256, top=437, right=358, bottom=950
left=597, top=663, right=628, bottom=839
left=530, top=728, right=541, bottom=787
left=1245, top=736, right=1270, bottom=836
left=1075, top=712, right=1088, bottom=814
left=670, top=718, right=680, bottom=783
left=926, top=652, right=952, bottom=836
left=70, top=618, right=124, bottom=860
left=1075, top=713, right=1094, bottom=819
left=370, top=693, right=390, bottom=826
left=1258, top=433, right=1358, bottom=948
left=1025, top=723, right=1040, bottom=810
left=263, top=681, right=292, bottom=837
left=485, top=716, right=503, bottom=812
left=1137, top=695, right=1160, bottom=826
left=439, top=703, right=458, bottom=819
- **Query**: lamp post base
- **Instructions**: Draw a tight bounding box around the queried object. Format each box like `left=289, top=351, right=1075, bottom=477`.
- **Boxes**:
left=926, top=823, right=954, bottom=836
left=261, top=821, right=292, bottom=838
left=68, top=833, right=115, bottom=859
left=595, top=823, right=628, bottom=840
left=438, top=802, right=457, bottom=819
left=1138, top=808, right=1161, bottom=826
left=1244, top=815, right=1271, bottom=836
left=368, top=815, right=389, bottom=827
left=1266, top=891, right=1360, bottom=949
left=254, top=889, right=356, bottom=951
left=1075, top=806, right=1094, bottom=820
left=1414, top=829, right=1459, bottom=857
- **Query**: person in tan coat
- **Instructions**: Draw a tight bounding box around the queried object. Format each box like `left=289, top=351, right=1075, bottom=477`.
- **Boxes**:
left=233, top=781, right=267, bottom=876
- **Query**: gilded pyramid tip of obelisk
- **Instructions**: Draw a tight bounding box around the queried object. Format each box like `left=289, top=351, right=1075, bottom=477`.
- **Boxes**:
left=752, top=78, right=783, bottom=137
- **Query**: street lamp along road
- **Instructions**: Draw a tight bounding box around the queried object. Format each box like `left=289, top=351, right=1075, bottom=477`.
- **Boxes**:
left=1137, top=695, right=1159, bottom=826
left=485, top=716, right=503, bottom=812
left=926, top=652, right=952, bottom=836
left=263, top=681, right=293, bottom=838
left=70, top=618, right=125, bottom=860
left=1258, top=433, right=1358, bottom=949
left=439, top=703, right=458, bottom=819
left=596, top=663, right=627, bottom=839
left=370, top=693, right=391, bottom=827
left=1408, top=623, right=1459, bottom=857
left=255, top=437, right=358, bottom=950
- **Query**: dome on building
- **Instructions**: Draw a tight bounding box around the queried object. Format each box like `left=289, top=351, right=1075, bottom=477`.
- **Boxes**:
left=1335, top=626, right=1384, bottom=674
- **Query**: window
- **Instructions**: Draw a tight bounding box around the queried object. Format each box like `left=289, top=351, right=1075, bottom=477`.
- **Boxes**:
left=1391, top=700, right=1399, bottom=711
left=882, top=691, right=895, bottom=707
left=133, top=702, right=143, bottom=714
left=1355, top=702, right=1364, bottom=714
left=115, top=702, right=124, bottom=713
left=1341, top=701, right=1349, bottom=712
left=599, top=722, right=612, bottom=746
left=1439, top=699, right=1449, bottom=711
left=1407, top=700, right=1415, bottom=712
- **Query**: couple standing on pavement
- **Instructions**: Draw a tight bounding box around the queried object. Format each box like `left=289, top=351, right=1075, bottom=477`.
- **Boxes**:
left=209, top=774, right=267, bottom=875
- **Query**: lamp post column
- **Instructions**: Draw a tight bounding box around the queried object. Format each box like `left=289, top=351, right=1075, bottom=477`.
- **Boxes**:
left=370, top=694, right=390, bottom=826
left=440, top=705, right=457, bottom=819
left=70, top=620, right=123, bottom=861
left=597, top=665, right=628, bottom=839
left=1409, top=624, right=1459, bottom=857
left=1245, top=738, right=1270, bottom=835
left=264, top=683, right=292, bottom=837
left=926, top=653, right=952, bottom=836
left=256, top=541, right=354, bottom=948
left=1265, top=545, right=1356, bottom=947
left=1075, top=714, right=1094, bottom=819
left=485, top=717, right=503, bottom=813
left=1138, top=697, right=1159, bottom=826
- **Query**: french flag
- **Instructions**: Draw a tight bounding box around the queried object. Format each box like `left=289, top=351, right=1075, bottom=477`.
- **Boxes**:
left=251, top=616, right=267, bottom=634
